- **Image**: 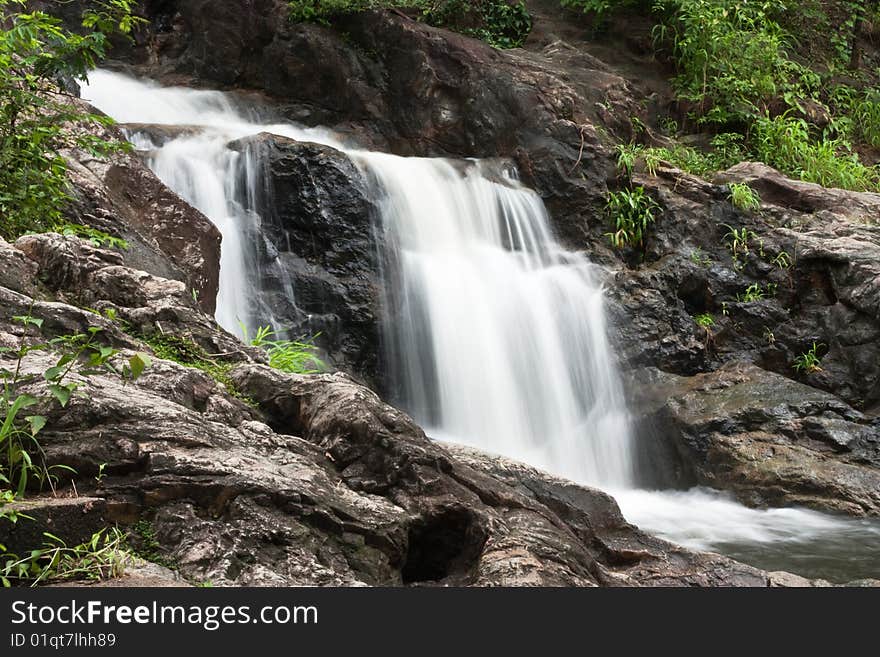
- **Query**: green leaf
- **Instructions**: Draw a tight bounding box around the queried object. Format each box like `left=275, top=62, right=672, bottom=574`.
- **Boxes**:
left=43, top=365, right=66, bottom=381
left=127, top=352, right=151, bottom=380
left=25, top=415, right=46, bottom=436
left=48, top=384, right=72, bottom=408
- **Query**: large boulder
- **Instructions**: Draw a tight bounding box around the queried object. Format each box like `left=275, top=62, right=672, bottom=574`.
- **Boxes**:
left=61, top=110, right=222, bottom=315
left=227, top=133, right=383, bottom=386
left=629, top=362, right=880, bottom=516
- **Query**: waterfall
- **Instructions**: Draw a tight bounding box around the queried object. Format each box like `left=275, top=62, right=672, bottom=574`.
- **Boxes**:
left=82, top=70, right=880, bottom=581
left=82, top=70, right=342, bottom=338
left=350, top=153, right=634, bottom=488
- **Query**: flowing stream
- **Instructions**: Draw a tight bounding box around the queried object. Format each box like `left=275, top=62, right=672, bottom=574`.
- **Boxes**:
left=83, top=70, right=880, bottom=583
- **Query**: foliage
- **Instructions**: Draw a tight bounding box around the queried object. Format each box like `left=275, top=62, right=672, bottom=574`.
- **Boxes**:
left=727, top=182, right=761, bottom=211
left=793, top=341, right=824, bottom=373
left=0, top=0, right=142, bottom=241
left=771, top=250, right=793, bottom=269
left=56, top=223, right=129, bottom=250
left=289, top=0, right=400, bottom=23
left=1, top=527, right=128, bottom=587
left=425, top=0, right=532, bottom=49
left=247, top=326, right=326, bottom=375
left=289, top=0, right=532, bottom=49
left=751, top=114, right=880, bottom=191
left=736, top=282, right=776, bottom=302
left=1, top=315, right=149, bottom=498
left=127, top=519, right=175, bottom=569
left=0, top=312, right=149, bottom=587
left=561, top=0, right=647, bottom=23
left=829, top=84, right=880, bottom=150
left=634, top=133, right=745, bottom=178
left=693, top=313, right=714, bottom=328
left=722, top=224, right=759, bottom=259
left=139, top=331, right=236, bottom=389
left=689, top=247, right=711, bottom=267
left=605, top=187, right=661, bottom=248
left=652, top=0, right=812, bottom=126
left=615, top=143, right=638, bottom=177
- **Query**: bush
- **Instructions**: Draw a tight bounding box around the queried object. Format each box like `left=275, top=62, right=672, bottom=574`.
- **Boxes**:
left=289, top=0, right=532, bottom=49
left=248, top=326, right=326, bottom=375
left=0, top=1, right=140, bottom=242
left=751, top=114, right=880, bottom=191
left=605, top=187, right=660, bottom=249
left=728, top=182, right=761, bottom=211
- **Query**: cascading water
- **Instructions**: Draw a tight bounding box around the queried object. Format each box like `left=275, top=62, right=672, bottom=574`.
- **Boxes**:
left=350, top=153, right=634, bottom=488
left=82, top=70, right=342, bottom=337
left=83, top=70, right=880, bottom=582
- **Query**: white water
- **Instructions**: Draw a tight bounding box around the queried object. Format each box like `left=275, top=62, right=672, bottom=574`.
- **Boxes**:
left=82, top=70, right=342, bottom=337
left=83, top=70, right=880, bottom=581
left=352, top=154, right=633, bottom=487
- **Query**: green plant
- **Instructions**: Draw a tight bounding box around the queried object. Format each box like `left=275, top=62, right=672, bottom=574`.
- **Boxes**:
left=290, top=1, right=532, bottom=48
left=736, top=283, right=773, bottom=302
left=1, top=315, right=149, bottom=498
left=245, top=326, right=326, bottom=375
left=94, top=462, right=107, bottom=485
left=1, top=527, right=128, bottom=587
left=57, top=224, right=129, bottom=250
left=693, top=312, right=715, bottom=348
left=127, top=519, right=175, bottom=569
left=560, top=0, right=646, bottom=23
left=652, top=0, right=800, bottom=126
left=689, top=247, right=711, bottom=267
left=604, top=187, right=661, bottom=249
left=793, top=341, right=824, bottom=373
left=694, top=313, right=715, bottom=328
left=751, top=114, right=880, bottom=192
left=616, top=143, right=639, bottom=178
left=722, top=225, right=758, bottom=259
left=139, top=332, right=253, bottom=402
left=0, top=0, right=142, bottom=241
left=728, top=182, right=761, bottom=211
left=771, top=250, right=793, bottom=269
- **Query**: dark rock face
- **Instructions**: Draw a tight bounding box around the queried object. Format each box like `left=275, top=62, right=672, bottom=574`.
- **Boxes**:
left=603, top=165, right=880, bottom=412
left=225, top=133, right=383, bottom=386
left=0, top=233, right=779, bottom=586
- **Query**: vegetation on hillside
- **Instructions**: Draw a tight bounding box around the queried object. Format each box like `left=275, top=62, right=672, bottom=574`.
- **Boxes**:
left=288, top=0, right=533, bottom=49
left=566, top=0, right=880, bottom=191
left=0, top=0, right=144, bottom=242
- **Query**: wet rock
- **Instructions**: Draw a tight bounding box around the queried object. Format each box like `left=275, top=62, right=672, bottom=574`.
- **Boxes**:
left=227, top=133, right=382, bottom=386
left=629, top=362, right=880, bottom=516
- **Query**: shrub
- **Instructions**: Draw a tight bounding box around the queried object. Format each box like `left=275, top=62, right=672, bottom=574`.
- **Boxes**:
left=728, top=182, right=761, bottom=211
left=248, top=326, right=326, bottom=375
left=0, top=0, right=141, bottom=241
left=793, top=342, right=824, bottom=374
left=289, top=0, right=532, bottom=48
left=1, top=527, right=129, bottom=587
left=605, top=187, right=661, bottom=249
left=751, top=114, right=880, bottom=191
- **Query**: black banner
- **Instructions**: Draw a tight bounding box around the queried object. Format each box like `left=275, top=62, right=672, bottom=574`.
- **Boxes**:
left=0, top=587, right=874, bottom=653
